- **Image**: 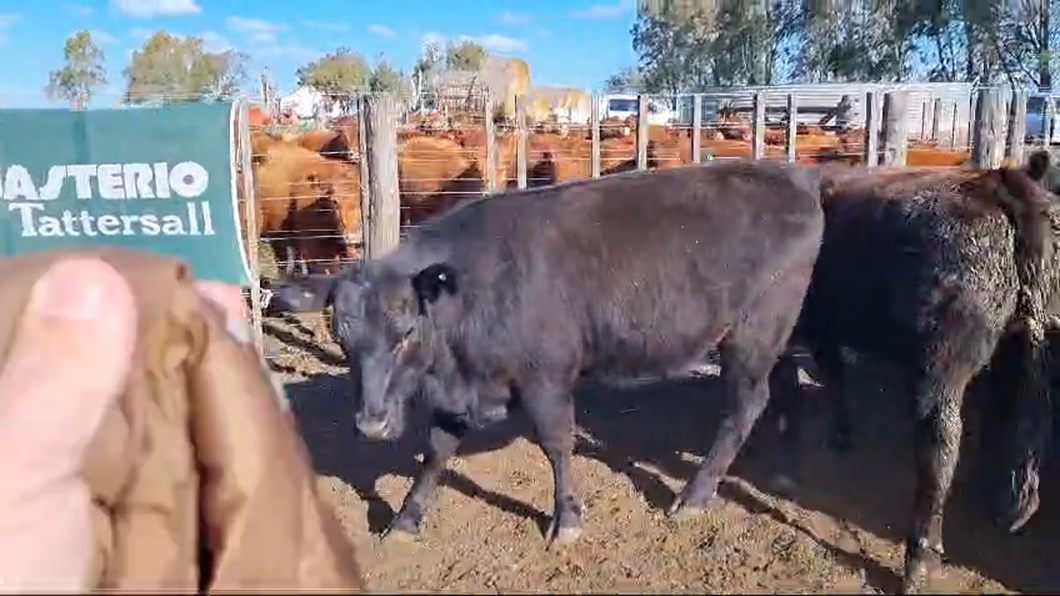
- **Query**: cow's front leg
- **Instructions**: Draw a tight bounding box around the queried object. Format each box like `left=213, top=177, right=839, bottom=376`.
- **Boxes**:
left=519, top=380, right=582, bottom=547
left=385, top=413, right=466, bottom=540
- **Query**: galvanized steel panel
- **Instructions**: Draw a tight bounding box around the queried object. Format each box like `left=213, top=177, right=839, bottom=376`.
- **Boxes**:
left=662, top=82, right=975, bottom=144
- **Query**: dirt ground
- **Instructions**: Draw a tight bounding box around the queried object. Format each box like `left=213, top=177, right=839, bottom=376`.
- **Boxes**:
left=263, top=311, right=1060, bottom=594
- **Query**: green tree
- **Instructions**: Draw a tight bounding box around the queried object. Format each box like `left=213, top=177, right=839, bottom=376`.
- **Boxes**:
left=296, top=48, right=370, bottom=110
left=631, top=6, right=704, bottom=94
left=123, top=31, right=247, bottom=104
left=445, top=39, right=486, bottom=71
left=604, top=66, right=646, bottom=92
left=45, top=30, right=107, bottom=109
left=368, top=59, right=405, bottom=93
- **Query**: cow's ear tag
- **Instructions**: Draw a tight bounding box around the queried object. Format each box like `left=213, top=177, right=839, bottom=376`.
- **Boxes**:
left=411, top=263, right=459, bottom=314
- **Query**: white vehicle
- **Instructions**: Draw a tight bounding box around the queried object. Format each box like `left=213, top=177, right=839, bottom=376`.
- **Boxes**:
left=604, top=94, right=677, bottom=126
left=1026, top=95, right=1060, bottom=144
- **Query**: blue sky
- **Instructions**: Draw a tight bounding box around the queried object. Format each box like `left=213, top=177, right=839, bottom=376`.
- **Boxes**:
left=0, top=0, right=641, bottom=108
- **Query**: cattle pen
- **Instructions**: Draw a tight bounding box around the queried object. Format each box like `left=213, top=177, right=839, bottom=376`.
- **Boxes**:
left=236, top=83, right=1060, bottom=594
left=245, top=85, right=1044, bottom=278
left=1, top=80, right=1046, bottom=592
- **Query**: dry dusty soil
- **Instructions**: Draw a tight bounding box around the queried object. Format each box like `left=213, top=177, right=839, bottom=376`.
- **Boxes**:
left=263, top=312, right=1060, bottom=594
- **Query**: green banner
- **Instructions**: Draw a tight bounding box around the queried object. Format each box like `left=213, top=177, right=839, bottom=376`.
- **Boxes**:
left=0, top=102, right=251, bottom=286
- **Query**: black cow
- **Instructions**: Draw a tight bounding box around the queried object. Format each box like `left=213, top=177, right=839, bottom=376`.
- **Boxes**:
left=1027, top=148, right=1060, bottom=196
left=275, top=161, right=825, bottom=547
left=768, top=163, right=1058, bottom=594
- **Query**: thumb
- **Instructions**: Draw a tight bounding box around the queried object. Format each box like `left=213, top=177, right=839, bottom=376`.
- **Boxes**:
left=0, top=257, right=136, bottom=477
left=0, top=258, right=137, bottom=593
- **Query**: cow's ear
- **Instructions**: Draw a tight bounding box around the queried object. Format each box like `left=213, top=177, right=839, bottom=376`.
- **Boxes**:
left=1027, top=150, right=1052, bottom=181
left=411, top=263, right=459, bottom=314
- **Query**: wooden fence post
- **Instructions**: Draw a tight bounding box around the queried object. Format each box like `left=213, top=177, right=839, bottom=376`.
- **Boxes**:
left=881, top=91, right=909, bottom=166
left=636, top=95, right=650, bottom=170
left=1040, top=95, right=1053, bottom=147
left=691, top=93, right=703, bottom=164
left=591, top=93, right=602, bottom=178
left=516, top=95, right=528, bottom=189
left=236, top=99, right=264, bottom=352
left=949, top=100, right=959, bottom=149
left=360, top=93, right=402, bottom=259
left=785, top=94, right=798, bottom=163
left=931, top=97, right=943, bottom=142
left=751, top=92, right=766, bottom=160
left=484, top=95, right=497, bottom=194
left=972, top=88, right=1006, bottom=169
left=356, top=95, right=372, bottom=251
left=920, top=99, right=930, bottom=140
left=862, top=91, right=881, bottom=167
left=1006, top=90, right=1028, bottom=164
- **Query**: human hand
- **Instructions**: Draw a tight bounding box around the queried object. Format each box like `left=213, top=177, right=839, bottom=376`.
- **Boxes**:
left=0, top=258, right=246, bottom=593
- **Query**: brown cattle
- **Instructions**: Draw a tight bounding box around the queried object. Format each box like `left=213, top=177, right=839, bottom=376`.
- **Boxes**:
left=398, top=135, right=485, bottom=225
left=248, top=142, right=362, bottom=275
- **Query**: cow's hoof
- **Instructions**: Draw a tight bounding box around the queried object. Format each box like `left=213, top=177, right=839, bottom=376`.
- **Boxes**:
left=381, top=516, right=421, bottom=543
left=381, top=525, right=418, bottom=544
left=546, top=524, right=582, bottom=549
left=381, top=527, right=417, bottom=544
left=667, top=484, right=717, bottom=519
left=667, top=502, right=706, bottom=520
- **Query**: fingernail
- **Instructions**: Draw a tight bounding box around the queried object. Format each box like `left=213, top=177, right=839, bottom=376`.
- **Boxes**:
left=26, top=260, right=109, bottom=321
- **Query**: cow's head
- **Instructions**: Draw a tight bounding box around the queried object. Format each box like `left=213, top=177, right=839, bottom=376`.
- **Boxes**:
left=331, top=261, right=460, bottom=440
left=1026, top=149, right=1060, bottom=197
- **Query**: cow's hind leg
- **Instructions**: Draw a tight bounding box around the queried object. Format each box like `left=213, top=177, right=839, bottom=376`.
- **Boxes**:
left=385, top=413, right=466, bottom=540
left=670, top=267, right=809, bottom=516
left=900, top=359, right=980, bottom=594
left=517, top=378, right=582, bottom=547
left=765, top=350, right=803, bottom=497
left=813, top=343, right=854, bottom=452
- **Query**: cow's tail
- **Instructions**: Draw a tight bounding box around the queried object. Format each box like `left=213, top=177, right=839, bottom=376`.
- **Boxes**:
left=989, top=167, right=1055, bottom=531
left=994, top=167, right=1052, bottom=333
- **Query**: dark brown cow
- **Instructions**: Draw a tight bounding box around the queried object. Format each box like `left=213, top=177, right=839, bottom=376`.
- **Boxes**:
left=271, top=160, right=825, bottom=551
left=770, top=162, right=1058, bottom=593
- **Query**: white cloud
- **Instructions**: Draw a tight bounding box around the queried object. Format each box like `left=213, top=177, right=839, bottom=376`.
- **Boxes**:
left=256, top=43, right=320, bottom=65
left=571, top=0, right=633, bottom=19
left=200, top=30, right=233, bottom=53
left=367, top=24, right=394, bottom=37
left=470, top=33, right=527, bottom=53
left=421, top=31, right=528, bottom=54
left=226, top=16, right=284, bottom=44
left=127, top=27, right=153, bottom=40
left=89, top=29, right=120, bottom=45
left=112, top=0, right=202, bottom=18
left=69, top=4, right=94, bottom=15
left=0, top=14, right=20, bottom=43
left=498, top=11, right=532, bottom=25
left=301, top=19, right=349, bottom=33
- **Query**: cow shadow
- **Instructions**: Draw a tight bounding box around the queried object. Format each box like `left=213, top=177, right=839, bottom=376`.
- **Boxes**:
left=279, top=330, right=1060, bottom=591
left=284, top=373, right=545, bottom=535
left=568, top=355, right=1060, bottom=594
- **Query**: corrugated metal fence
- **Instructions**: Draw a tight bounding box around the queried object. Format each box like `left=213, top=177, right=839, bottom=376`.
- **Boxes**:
left=669, top=82, right=977, bottom=144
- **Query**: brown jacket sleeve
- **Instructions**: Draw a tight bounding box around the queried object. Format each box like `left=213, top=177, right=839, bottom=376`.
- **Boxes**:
left=0, top=247, right=364, bottom=593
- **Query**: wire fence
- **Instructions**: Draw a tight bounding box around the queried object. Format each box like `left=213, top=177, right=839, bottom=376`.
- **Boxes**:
left=1, top=84, right=1053, bottom=366
left=4, top=85, right=1052, bottom=291
left=241, top=86, right=1060, bottom=282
